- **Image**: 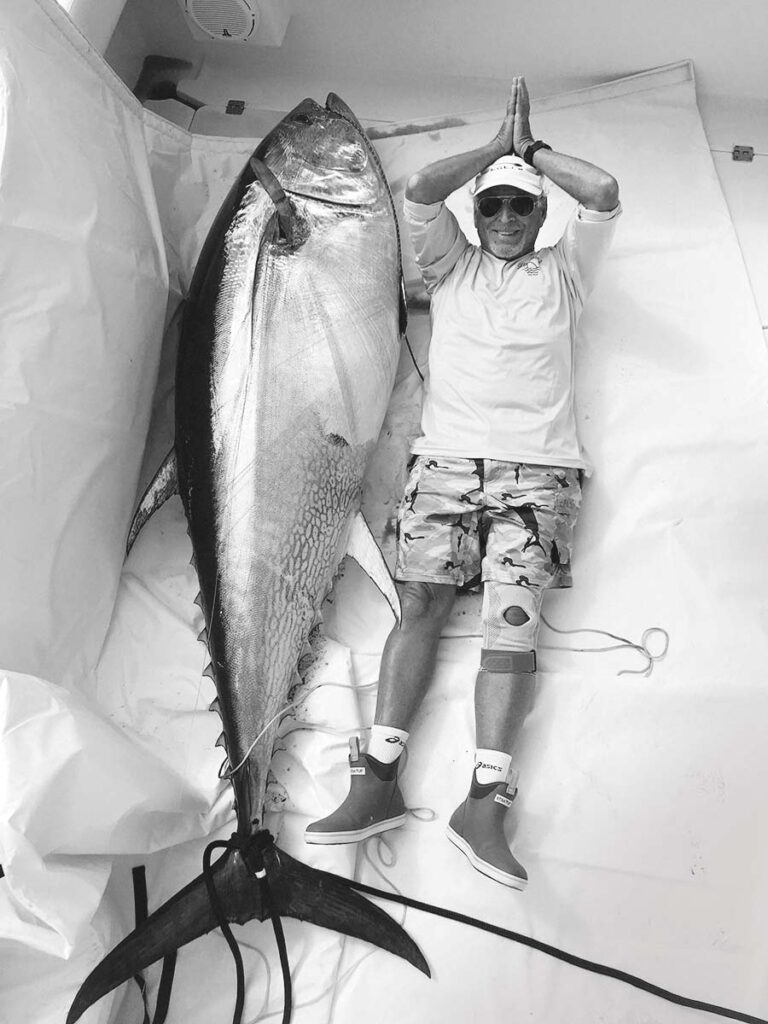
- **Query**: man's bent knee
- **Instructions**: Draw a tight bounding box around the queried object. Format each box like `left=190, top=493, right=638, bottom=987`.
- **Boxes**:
left=399, top=580, right=456, bottom=626
left=480, top=581, right=542, bottom=673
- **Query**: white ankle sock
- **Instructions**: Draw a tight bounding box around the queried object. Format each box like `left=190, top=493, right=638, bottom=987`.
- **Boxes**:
left=474, top=748, right=512, bottom=785
left=368, top=725, right=409, bottom=764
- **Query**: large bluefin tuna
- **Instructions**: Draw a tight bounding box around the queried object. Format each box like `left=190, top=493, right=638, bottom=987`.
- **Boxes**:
left=68, top=93, right=428, bottom=1024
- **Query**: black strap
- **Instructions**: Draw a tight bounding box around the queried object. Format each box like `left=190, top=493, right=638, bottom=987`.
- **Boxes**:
left=523, top=140, right=552, bottom=166
left=342, top=878, right=767, bottom=1024
left=202, top=834, right=292, bottom=1024
left=249, top=156, right=294, bottom=246
left=258, top=867, right=293, bottom=1024
left=131, top=865, right=178, bottom=1024
left=151, top=951, right=178, bottom=1024
left=203, top=841, right=246, bottom=1024
left=131, top=867, right=152, bottom=1024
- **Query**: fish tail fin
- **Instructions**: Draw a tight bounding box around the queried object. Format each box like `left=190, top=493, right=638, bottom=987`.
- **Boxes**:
left=67, top=834, right=428, bottom=1024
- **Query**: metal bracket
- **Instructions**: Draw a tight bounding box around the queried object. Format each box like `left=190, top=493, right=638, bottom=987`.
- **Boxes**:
left=732, top=145, right=754, bottom=162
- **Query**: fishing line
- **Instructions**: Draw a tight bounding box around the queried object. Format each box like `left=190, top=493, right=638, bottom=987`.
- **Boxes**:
left=445, top=617, right=670, bottom=678
left=404, top=333, right=425, bottom=381
left=226, top=678, right=379, bottom=777
left=539, top=614, right=669, bottom=677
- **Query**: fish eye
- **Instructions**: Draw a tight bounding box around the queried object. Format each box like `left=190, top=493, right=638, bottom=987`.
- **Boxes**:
left=342, top=142, right=367, bottom=173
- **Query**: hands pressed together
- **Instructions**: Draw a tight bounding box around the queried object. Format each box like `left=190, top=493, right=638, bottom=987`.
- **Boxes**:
left=493, top=76, right=536, bottom=160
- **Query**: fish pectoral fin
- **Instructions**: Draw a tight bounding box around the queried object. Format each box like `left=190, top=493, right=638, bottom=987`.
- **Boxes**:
left=66, top=838, right=428, bottom=1024
left=345, top=510, right=401, bottom=624
left=126, top=448, right=178, bottom=555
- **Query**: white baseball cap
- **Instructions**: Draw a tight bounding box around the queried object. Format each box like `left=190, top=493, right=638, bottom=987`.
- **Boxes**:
left=471, top=156, right=544, bottom=198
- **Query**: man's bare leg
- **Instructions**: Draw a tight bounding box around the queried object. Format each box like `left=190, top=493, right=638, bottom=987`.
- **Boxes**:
left=374, top=580, right=457, bottom=729
left=445, top=664, right=536, bottom=889
left=474, top=669, right=536, bottom=753
left=305, top=580, right=455, bottom=844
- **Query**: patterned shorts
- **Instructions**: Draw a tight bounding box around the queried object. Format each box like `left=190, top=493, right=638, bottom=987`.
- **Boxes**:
left=395, top=455, right=582, bottom=591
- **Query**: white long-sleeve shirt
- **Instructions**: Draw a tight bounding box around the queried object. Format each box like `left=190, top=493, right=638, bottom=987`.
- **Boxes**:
left=404, top=197, right=621, bottom=469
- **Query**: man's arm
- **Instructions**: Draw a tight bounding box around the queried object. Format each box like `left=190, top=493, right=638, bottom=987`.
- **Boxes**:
left=512, top=76, right=619, bottom=212
left=405, top=90, right=516, bottom=204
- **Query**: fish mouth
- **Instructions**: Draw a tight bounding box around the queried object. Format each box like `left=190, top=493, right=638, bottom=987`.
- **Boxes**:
left=67, top=831, right=429, bottom=1024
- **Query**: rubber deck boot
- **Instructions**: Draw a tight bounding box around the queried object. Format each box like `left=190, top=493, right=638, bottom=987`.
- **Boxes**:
left=446, top=773, right=528, bottom=890
left=304, top=737, right=406, bottom=844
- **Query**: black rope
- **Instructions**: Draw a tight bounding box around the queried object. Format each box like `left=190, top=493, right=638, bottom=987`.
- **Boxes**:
left=151, top=951, right=178, bottom=1024
left=203, top=840, right=247, bottom=1024
left=341, top=878, right=768, bottom=1024
left=257, top=869, right=293, bottom=1024
left=202, top=833, right=293, bottom=1024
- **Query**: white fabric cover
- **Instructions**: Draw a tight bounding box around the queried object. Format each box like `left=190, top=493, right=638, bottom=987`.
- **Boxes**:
left=2, top=4, right=768, bottom=1022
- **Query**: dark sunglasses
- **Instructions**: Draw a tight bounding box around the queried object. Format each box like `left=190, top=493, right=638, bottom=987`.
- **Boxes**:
left=476, top=194, right=538, bottom=218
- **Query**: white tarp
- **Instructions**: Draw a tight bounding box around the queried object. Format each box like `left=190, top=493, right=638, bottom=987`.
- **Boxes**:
left=2, top=3, right=768, bottom=1023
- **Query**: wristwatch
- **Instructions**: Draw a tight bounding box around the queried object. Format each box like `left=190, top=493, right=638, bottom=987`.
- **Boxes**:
left=523, top=140, right=552, bottom=166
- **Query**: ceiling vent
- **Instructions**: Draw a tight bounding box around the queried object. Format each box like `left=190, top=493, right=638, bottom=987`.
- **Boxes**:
left=178, top=0, right=291, bottom=45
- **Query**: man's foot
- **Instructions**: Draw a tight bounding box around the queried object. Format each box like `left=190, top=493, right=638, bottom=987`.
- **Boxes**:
left=304, top=737, right=406, bottom=844
left=446, top=774, right=528, bottom=890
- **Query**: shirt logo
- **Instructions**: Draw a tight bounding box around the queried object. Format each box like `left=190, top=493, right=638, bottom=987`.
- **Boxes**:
left=523, top=256, right=542, bottom=276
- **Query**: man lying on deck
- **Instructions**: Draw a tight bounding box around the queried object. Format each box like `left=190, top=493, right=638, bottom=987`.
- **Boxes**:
left=307, top=76, right=621, bottom=891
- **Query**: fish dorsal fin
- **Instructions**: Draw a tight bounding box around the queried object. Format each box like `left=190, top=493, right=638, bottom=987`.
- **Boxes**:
left=126, top=448, right=178, bottom=555
left=346, top=510, right=401, bottom=624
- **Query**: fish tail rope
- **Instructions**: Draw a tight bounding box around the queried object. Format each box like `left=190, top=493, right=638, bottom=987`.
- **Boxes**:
left=203, top=833, right=292, bottom=1024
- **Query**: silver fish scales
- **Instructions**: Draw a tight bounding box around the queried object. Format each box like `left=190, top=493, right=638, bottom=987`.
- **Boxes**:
left=68, top=94, right=427, bottom=1024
